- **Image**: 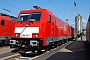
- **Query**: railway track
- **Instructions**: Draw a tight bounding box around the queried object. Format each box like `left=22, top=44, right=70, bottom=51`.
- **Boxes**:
left=0, top=54, right=21, bottom=60
left=0, top=46, right=14, bottom=55
left=0, top=41, right=73, bottom=60
left=33, top=41, right=73, bottom=60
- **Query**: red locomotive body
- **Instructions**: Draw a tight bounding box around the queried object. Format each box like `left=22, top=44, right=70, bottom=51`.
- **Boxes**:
left=0, top=15, right=16, bottom=46
left=10, top=6, right=75, bottom=54
left=86, top=15, right=90, bottom=43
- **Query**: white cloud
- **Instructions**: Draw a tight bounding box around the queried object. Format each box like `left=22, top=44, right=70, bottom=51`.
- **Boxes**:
left=82, top=19, right=87, bottom=28
left=82, top=19, right=87, bottom=23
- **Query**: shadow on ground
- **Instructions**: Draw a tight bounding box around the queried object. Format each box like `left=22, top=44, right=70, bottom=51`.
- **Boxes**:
left=47, top=41, right=90, bottom=60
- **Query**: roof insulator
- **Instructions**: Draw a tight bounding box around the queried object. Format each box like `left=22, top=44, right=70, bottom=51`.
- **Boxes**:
left=33, top=6, right=42, bottom=9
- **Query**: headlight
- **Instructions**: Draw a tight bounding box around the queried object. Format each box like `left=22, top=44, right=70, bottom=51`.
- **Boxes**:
left=16, top=33, right=20, bottom=36
left=32, top=33, right=38, bottom=37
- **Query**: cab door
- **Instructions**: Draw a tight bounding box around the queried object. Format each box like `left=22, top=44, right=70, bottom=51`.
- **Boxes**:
left=47, top=15, right=52, bottom=37
left=4, top=20, right=11, bottom=37
left=51, top=16, right=55, bottom=38
left=0, top=19, right=5, bottom=36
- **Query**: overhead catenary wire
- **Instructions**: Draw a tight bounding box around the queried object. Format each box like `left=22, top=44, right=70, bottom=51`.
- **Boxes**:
left=58, top=0, right=71, bottom=23
left=49, top=0, right=65, bottom=18
left=58, top=0, right=66, bottom=17
left=3, top=8, right=11, bottom=12
left=58, top=0, right=65, bottom=11
left=0, top=0, right=21, bottom=10
left=38, top=0, right=49, bottom=9
left=26, top=0, right=35, bottom=5
left=22, top=0, right=32, bottom=6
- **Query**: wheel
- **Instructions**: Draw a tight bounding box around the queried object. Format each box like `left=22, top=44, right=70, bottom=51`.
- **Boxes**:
left=10, top=45, right=14, bottom=48
left=58, top=42, right=62, bottom=46
left=0, top=43, right=4, bottom=47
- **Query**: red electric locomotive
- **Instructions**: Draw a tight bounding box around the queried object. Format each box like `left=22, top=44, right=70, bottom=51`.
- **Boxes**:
left=0, top=13, right=16, bottom=46
left=10, top=6, right=75, bottom=54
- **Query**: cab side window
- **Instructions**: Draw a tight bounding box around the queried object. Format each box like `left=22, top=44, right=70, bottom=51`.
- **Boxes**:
left=48, top=15, right=51, bottom=22
left=1, top=20, right=5, bottom=26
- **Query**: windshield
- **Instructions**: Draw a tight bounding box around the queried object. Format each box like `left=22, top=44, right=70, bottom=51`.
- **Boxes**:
left=18, top=12, right=42, bottom=22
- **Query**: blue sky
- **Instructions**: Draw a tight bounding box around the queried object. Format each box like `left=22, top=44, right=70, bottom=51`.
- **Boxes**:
left=0, top=0, right=89, bottom=27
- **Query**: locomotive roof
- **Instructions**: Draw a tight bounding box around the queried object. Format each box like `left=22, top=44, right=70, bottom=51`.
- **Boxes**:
left=0, top=16, right=11, bottom=21
left=19, top=8, right=53, bottom=15
left=0, top=13, right=17, bottom=22
left=0, top=13, right=17, bottom=19
left=0, top=15, right=16, bottom=22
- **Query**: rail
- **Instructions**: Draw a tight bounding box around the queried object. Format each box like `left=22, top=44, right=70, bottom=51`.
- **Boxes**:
left=0, top=54, right=21, bottom=60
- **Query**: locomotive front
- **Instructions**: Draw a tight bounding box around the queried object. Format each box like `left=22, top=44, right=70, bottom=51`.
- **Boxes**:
left=10, top=9, right=46, bottom=54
